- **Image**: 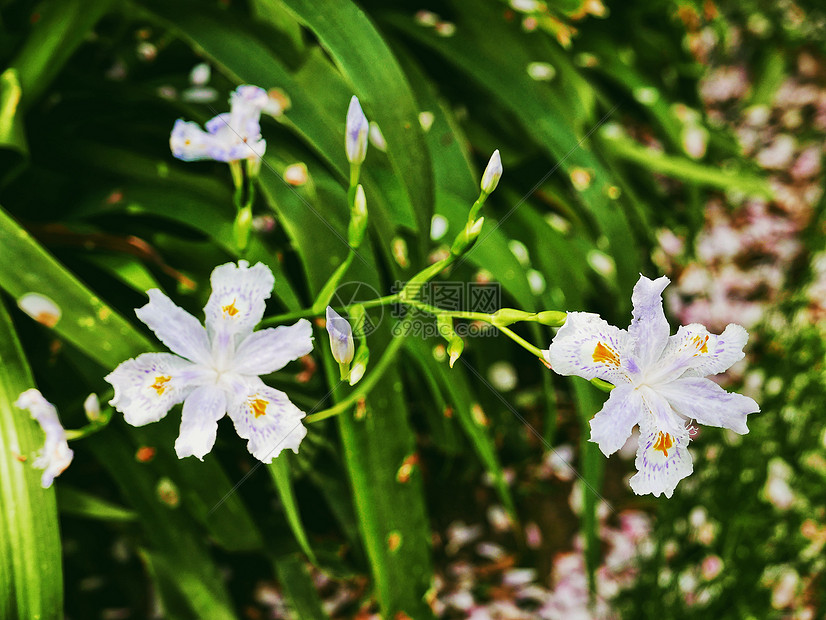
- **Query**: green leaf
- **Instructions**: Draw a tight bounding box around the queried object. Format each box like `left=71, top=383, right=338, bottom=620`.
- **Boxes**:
left=274, top=554, right=328, bottom=619
left=0, top=69, right=27, bottom=184
left=571, top=379, right=606, bottom=591
left=0, top=203, right=153, bottom=368
left=87, top=425, right=236, bottom=620
left=257, top=156, right=434, bottom=616
left=56, top=485, right=137, bottom=522
left=0, top=202, right=263, bottom=551
left=601, top=133, right=773, bottom=198
left=10, top=0, right=113, bottom=105
left=138, top=0, right=419, bottom=255
left=279, top=0, right=434, bottom=243
left=405, top=337, right=517, bottom=520
left=0, top=298, right=62, bottom=620
left=269, top=455, right=317, bottom=564
left=385, top=3, right=642, bottom=295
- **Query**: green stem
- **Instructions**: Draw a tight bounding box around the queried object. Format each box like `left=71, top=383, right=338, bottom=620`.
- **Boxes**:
left=305, top=325, right=408, bottom=423
left=403, top=299, right=545, bottom=359
left=311, top=249, right=357, bottom=313
left=260, top=294, right=401, bottom=327
left=497, top=325, right=545, bottom=359
left=64, top=411, right=113, bottom=441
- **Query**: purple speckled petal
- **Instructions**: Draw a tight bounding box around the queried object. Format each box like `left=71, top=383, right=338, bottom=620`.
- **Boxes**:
left=588, top=385, right=643, bottom=456
left=226, top=377, right=307, bottom=463
left=628, top=275, right=671, bottom=369
left=135, top=289, right=211, bottom=365
left=175, top=385, right=227, bottom=460
left=104, top=353, right=205, bottom=426
left=657, top=377, right=759, bottom=434
left=169, top=119, right=216, bottom=162
left=233, top=320, right=314, bottom=376
left=547, top=312, right=636, bottom=385
left=652, top=323, right=749, bottom=383
left=629, top=412, right=693, bottom=499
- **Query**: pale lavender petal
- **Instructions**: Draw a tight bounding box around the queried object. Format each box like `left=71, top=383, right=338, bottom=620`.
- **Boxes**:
left=325, top=306, right=354, bottom=365
left=105, top=353, right=206, bottom=426
left=174, top=385, right=227, bottom=460
left=233, top=320, right=314, bottom=375
left=170, top=119, right=216, bottom=162
left=15, top=389, right=74, bottom=488
left=657, top=377, right=759, bottom=435
left=653, top=323, right=749, bottom=383
left=629, top=414, right=693, bottom=498
left=346, top=96, right=369, bottom=164
left=204, top=261, right=275, bottom=352
left=588, top=385, right=644, bottom=456
left=205, top=113, right=233, bottom=135
left=628, top=275, right=671, bottom=368
left=135, top=289, right=211, bottom=365
left=226, top=378, right=307, bottom=463
left=547, top=312, right=636, bottom=385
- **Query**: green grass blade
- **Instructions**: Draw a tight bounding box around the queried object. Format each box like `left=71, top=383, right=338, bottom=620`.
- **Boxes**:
left=56, top=485, right=137, bottom=522
left=0, top=202, right=263, bottom=551
left=10, top=0, right=113, bottom=106
left=279, top=0, right=434, bottom=242
left=88, top=426, right=236, bottom=620
left=0, top=298, right=62, bottom=620
left=601, top=133, right=773, bottom=198
left=274, top=554, right=328, bottom=619
left=571, top=379, right=606, bottom=591
left=269, top=456, right=317, bottom=564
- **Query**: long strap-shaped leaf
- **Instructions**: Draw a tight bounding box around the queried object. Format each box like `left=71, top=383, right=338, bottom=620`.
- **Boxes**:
left=0, top=204, right=262, bottom=587
left=0, top=298, right=62, bottom=620
left=279, top=0, right=434, bottom=248
left=258, top=165, right=434, bottom=616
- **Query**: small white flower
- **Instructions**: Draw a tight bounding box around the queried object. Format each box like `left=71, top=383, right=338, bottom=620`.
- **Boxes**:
left=15, top=389, right=74, bottom=488
left=546, top=275, right=760, bottom=498
left=170, top=85, right=268, bottom=163
left=481, top=150, right=502, bottom=194
left=345, top=96, right=369, bottom=164
left=325, top=307, right=354, bottom=365
left=105, top=261, right=313, bottom=462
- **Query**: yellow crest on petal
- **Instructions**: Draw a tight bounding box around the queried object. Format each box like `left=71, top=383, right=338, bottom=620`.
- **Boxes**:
left=592, top=341, right=620, bottom=367
left=653, top=432, right=674, bottom=458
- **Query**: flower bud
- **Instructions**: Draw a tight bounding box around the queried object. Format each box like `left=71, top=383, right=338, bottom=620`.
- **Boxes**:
left=326, top=306, right=355, bottom=365
left=346, top=96, right=369, bottom=165
left=447, top=335, right=464, bottom=368
left=84, top=393, right=101, bottom=423
left=233, top=204, right=253, bottom=252
left=481, top=149, right=502, bottom=194
left=450, top=217, right=485, bottom=255
left=348, top=184, right=368, bottom=248
left=349, top=343, right=370, bottom=386
left=535, top=311, right=567, bottom=327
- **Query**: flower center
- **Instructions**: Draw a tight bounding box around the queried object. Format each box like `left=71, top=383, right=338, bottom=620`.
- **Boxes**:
left=653, top=431, right=674, bottom=458
left=222, top=300, right=240, bottom=317
left=150, top=375, right=171, bottom=395
left=249, top=396, right=268, bottom=418
left=592, top=342, right=621, bottom=367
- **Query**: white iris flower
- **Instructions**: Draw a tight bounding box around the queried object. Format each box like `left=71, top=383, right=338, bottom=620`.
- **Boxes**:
left=105, top=261, right=313, bottom=462
left=546, top=275, right=760, bottom=498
